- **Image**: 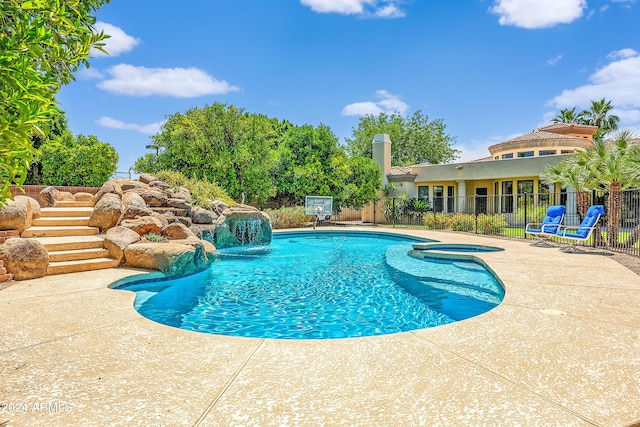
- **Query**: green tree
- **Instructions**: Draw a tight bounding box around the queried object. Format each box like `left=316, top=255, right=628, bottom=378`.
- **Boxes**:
left=135, top=103, right=282, bottom=205
left=542, top=130, right=640, bottom=246
left=551, top=98, right=619, bottom=141
left=551, top=107, right=587, bottom=124
left=39, top=131, right=119, bottom=186
left=345, top=111, right=459, bottom=166
left=25, top=109, right=70, bottom=184
left=0, top=0, right=109, bottom=205
left=273, top=124, right=381, bottom=210
left=343, top=156, right=382, bottom=210
left=583, top=98, right=620, bottom=141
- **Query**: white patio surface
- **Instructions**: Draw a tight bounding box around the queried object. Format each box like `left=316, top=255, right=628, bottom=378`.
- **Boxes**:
left=1, top=228, right=639, bottom=426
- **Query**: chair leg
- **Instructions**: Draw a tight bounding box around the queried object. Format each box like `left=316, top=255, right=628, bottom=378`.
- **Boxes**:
left=530, top=237, right=554, bottom=247
left=561, top=242, right=584, bottom=253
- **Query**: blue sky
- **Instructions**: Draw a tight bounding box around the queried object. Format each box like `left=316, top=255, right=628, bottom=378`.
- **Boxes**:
left=57, top=0, right=640, bottom=172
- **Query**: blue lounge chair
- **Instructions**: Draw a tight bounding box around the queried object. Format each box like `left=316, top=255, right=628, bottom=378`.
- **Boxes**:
left=555, top=205, right=605, bottom=252
left=525, top=205, right=566, bottom=246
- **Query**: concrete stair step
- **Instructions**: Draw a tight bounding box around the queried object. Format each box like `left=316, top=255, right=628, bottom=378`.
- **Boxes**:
left=47, top=258, right=119, bottom=275
left=34, top=236, right=105, bottom=252
left=41, top=207, right=94, bottom=217
left=21, top=226, right=99, bottom=238
left=32, top=216, right=90, bottom=226
left=48, top=248, right=110, bottom=262
left=54, top=200, right=94, bottom=208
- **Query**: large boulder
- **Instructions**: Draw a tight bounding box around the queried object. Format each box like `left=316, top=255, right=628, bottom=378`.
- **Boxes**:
left=168, top=187, right=191, bottom=201
left=138, top=173, right=158, bottom=184
left=93, top=181, right=123, bottom=204
left=14, top=196, right=41, bottom=219
left=210, top=200, right=229, bottom=215
left=189, top=206, right=217, bottom=224
left=59, top=191, right=75, bottom=201
left=121, top=191, right=147, bottom=209
left=125, top=187, right=168, bottom=207
left=213, top=205, right=272, bottom=248
left=1, top=198, right=32, bottom=234
left=88, top=193, right=123, bottom=232
left=167, top=198, right=190, bottom=210
left=104, top=226, right=141, bottom=265
left=161, top=223, right=197, bottom=240
left=149, top=180, right=170, bottom=191
left=39, top=186, right=60, bottom=207
left=166, top=216, right=192, bottom=227
left=0, top=238, right=49, bottom=280
left=112, top=179, right=148, bottom=192
left=151, top=212, right=169, bottom=228
left=170, top=239, right=212, bottom=271
left=73, top=192, right=94, bottom=203
left=124, top=242, right=197, bottom=276
left=119, top=205, right=153, bottom=223
left=120, top=216, right=163, bottom=236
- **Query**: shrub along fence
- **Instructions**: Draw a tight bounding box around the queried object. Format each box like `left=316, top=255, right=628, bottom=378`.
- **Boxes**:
left=320, top=189, right=640, bottom=257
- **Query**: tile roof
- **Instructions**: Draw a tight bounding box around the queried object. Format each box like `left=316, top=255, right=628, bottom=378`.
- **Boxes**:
left=538, top=123, right=598, bottom=132
left=389, top=166, right=415, bottom=176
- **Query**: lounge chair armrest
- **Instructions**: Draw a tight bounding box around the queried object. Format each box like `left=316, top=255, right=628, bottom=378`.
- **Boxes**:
left=556, top=224, right=595, bottom=236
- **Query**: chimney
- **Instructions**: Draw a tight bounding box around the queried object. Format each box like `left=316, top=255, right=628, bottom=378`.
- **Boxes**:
left=372, top=133, right=392, bottom=185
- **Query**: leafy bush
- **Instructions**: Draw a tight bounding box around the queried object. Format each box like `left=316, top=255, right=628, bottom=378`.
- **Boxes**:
left=154, top=170, right=235, bottom=208
left=476, top=213, right=508, bottom=234
left=265, top=206, right=313, bottom=229
left=144, top=232, right=165, bottom=242
left=422, top=212, right=451, bottom=229
left=449, top=213, right=475, bottom=232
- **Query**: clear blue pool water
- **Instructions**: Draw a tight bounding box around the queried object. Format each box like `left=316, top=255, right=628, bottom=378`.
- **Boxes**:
left=115, top=232, right=504, bottom=339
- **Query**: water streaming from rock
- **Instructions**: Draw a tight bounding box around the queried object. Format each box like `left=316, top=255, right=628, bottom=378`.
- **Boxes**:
left=234, top=219, right=263, bottom=245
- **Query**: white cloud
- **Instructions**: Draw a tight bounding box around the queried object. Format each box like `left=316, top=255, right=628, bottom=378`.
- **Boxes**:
left=547, top=49, right=640, bottom=133
left=300, top=0, right=405, bottom=18
left=97, top=64, right=240, bottom=98
left=549, top=49, right=640, bottom=110
left=342, top=101, right=383, bottom=116
left=608, top=48, right=638, bottom=60
left=77, top=67, right=104, bottom=80
left=457, top=140, right=494, bottom=162
left=97, top=116, right=164, bottom=135
left=547, top=54, right=563, bottom=66
left=342, top=90, right=409, bottom=116
left=490, top=0, right=586, bottom=29
left=91, top=22, right=140, bottom=57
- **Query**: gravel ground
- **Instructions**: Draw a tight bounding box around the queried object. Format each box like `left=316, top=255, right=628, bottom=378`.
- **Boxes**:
left=609, top=251, right=640, bottom=275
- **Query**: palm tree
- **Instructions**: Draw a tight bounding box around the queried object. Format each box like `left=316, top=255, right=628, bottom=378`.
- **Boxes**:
left=575, top=130, right=639, bottom=245
left=542, top=129, right=640, bottom=246
left=551, top=107, right=587, bottom=124
left=582, top=98, right=620, bottom=141
left=540, top=160, right=591, bottom=220
left=551, top=98, right=620, bottom=141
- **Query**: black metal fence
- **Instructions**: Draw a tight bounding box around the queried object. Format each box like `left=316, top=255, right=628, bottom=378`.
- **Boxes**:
left=322, top=189, right=640, bottom=257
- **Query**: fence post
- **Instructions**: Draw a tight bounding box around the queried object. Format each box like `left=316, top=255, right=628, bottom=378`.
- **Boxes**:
left=524, top=193, right=528, bottom=240
left=373, top=199, right=377, bottom=227
left=392, top=198, right=396, bottom=228
left=474, top=194, right=478, bottom=234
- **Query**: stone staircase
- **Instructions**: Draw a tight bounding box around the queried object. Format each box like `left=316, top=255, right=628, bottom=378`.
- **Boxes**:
left=21, top=200, right=118, bottom=275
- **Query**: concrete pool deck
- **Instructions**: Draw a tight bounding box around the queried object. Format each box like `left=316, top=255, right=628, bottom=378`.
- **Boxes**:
left=1, top=228, right=639, bottom=426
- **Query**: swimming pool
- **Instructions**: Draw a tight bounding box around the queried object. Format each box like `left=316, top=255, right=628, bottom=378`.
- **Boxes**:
left=114, top=231, right=504, bottom=339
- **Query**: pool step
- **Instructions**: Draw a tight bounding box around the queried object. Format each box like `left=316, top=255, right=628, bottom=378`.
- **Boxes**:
left=32, top=216, right=90, bottom=227
left=47, top=258, right=119, bottom=275
left=48, top=247, right=110, bottom=262
left=21, top=204, right=118, bottom=276
left=21, top=225, right=99, bottom=238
